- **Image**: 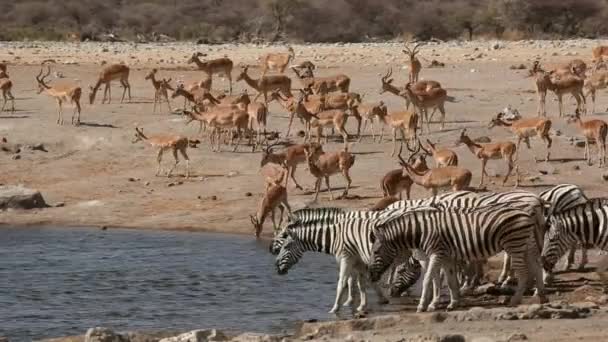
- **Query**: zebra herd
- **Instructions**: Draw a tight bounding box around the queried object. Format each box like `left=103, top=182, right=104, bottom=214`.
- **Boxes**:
left=270, top=184, right=608, bottom=314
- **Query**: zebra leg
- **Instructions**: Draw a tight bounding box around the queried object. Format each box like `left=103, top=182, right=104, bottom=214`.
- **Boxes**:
left=428, top=268, right=444, bottom=311
left=355, top=270, right=369, bottom=314
left=499, top=253, right=514, bottom=287
left=343, top=275, right=355, bottom=308
left=418, top=254, right=441, bottom=312
left=528, top=242, right=548, bottom=304
left=595, top=253, right=608, bottom=293
left=444, top=262, right=462, bottom=311
left=508, top=251, right=529, bottom=307
left=329, top=258, right=352, bottom=314
left=565, top=246, right=576, bottom=270
left=578, top=246, right=588, bottom=270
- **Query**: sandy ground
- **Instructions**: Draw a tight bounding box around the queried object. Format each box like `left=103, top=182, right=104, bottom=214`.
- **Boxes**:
left=1, top=40, right=607, bottom=235
left=3, top=39, right=608, bottom=341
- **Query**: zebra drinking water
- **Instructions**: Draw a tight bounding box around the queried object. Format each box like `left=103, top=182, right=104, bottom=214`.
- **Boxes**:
left=369, top=203, right=546, bottom=312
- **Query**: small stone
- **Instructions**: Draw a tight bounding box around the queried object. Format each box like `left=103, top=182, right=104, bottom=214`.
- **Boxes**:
left=440, top=334, right=465, bottom=342
left=575, top=141, right=586, bottom=148
left=573, top=165, right=580, bottom=170
left=602, top=172, right=608, bottom=181
left=245, top=192, right=252, bottom=197
left=101, top=226, right=108, bottom=230
left=85, top=327, right=123, bottom=342
left=11, top=154, right=20, bottom=160
left=144, top=181, right=150, bottom=186
left=211, top=195, right=218, bottom=200
left=474, top=136, right=492, bottom=143
left=507, top=333, right=528, bottom=341
left=168, top=182, right=176, bottom=187
left=54, top=202, right=65, bottom=208
left=127, top=177, right=137, bottom=182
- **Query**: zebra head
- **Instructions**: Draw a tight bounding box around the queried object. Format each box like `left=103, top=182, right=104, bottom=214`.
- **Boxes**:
left=541, top=216, right=574, bottom=272
left=275, top=234, right=304, bottom=275
left=389, top=256, right=422, bottom=297
left=269, top=217, right=304, bottom=255
left=369, top=228, right=398, bottom=282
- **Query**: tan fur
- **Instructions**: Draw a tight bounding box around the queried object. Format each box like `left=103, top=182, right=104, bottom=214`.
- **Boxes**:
left=183, top=108, right=249, bottom=152
left=376, top=104, right=419, bottom=157
left=250, top=175, right=292, bottom=238
left=399, top=155, right=472, bottom=196
left=132, top=127, right=190, bottom=178
left=379, top=68, right=441, bottom=110
left=592, top=46, right=608, bottom=62
left=236, top=66, right=292, bottom=105
left=381, top=155, right=428, bottom=200
left=310, top=109, right=349, bottom=148
left=531, top=61, right=585, bottom=117
left=145, top=69, right=174, bottom=113
left=370, top=196, right=400, bottom=211
left=260, top=47, right=295, bottom=75
left=306, top=92, right=362, bottom=136
left=567, top=110, right=608, bottom=167
left=291, top=68, right=350, bottom=95
left=270, top=92, right=319, bottom=139
left=89, top=63, right=131, bottom=104
left=403, top=82, right=448, bottom=132
left=584, top=69, right=608, bottom=114
left=231, top=92, right=268, bottom=145
left=0, top=71, right=14, bottom=113
left=260, top=142, right=311, bottom=190
left=422, top=139, right=458, bottom=167
left=188, top=52, right=234, bottom=94
left=304, top=143, right=355, bottom=201
left=457, top=129, right=518, bottom=187
left=489, top=113, right=552, bottom=162
left=354, top=101, right=387, bottom=142
left=403, top=41, right=424, bottom=83
left=171, top=84, right=221, bottom=113
left=35, top=64, right=82, bottom=125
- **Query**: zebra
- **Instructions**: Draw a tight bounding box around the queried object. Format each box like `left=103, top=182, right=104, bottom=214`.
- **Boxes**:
left=389, top=253, right=422, bottom=297
left=387, top=190, right=548, bottom=298
left=539, top=184, right=589, bottom=270
left=542, top=197, right=608, bottom=287
left=275, top=212, right=412, bottom=314
left=369, top=203, right=546, bottom=312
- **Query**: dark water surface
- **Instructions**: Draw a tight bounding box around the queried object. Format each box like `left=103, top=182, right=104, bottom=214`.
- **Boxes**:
left=0, top=227, right=340, bottom=341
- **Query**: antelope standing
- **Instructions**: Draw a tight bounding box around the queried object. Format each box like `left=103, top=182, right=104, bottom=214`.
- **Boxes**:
left=0, top=69, right=14, bottom=113
left=171, top=84, right=221, bottom=113
left=584, top=69, right=608, bottom=114
left=531, top=61, right=585, bottom=117
left=354, top=101, right=388, bottom=142
left=402, top=82, right=448, bottom=132
left=89, top=63, right=131, bottom=104
left=379, top=68, right=441, bottom=111
left=232, top=92, right=268, bottom=144
left=145, top=69, right=173, bottom=113
left=236, top=66, right=292, bottom=105
left=376, top=104, right=418, bottom=157
left=250, top=172, right=292, bottom=238
left=420, top=139, right=458, bottom=167
left=457, top=129, right=518, bottom=187
left=381, top=145, right=429, bottom=200
left=567, top=110, right=607, bottom=167
left=291, top=67, right=350, bottom=95
left=260, top=46, right=295, bottom=75
left=592, top=46, right=608, bottom=62
left=132, top=127, right=190, bottom=178
left=270, top=91, right=319, bottom=139
left=403, top=41, right=423, bottom=83
left=304, top=143, right=355, bottom=201
left=183, top=108, right=249, bottom=152
left=35, top=64, right=82, bottom=125
left=488, top=112, right=552, bottom=162
left=188, top=52, right=234, bottom=94
left=398, top=154, right=472, bottom=196
left=260, top=141, right=311, bottom=191
left=310, top=109, right=350, bottom=148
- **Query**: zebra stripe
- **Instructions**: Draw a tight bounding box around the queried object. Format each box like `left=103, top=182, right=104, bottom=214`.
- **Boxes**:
left=275, top=215, right=407, bottom=314
left=389, top=256, right=422, bottom=297
left=542, top=198, right=608, bottom=282
left=370, top=203, right=546, bottom=312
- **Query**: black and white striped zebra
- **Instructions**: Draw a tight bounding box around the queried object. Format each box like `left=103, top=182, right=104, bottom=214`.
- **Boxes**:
left=387, top=190, right=547, bottom=297
left=369, top=203, right=546, bottom=312
left=275, top=215, right=405, bottom=314
left=542, top=197, right=608, bottom=286
left=389, top=253, right=422, bottom=297
left=539, top=184, right=589, bottom=270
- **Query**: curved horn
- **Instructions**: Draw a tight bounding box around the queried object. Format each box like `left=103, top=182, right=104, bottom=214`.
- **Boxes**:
left=419, top=140, right=431, bottom=155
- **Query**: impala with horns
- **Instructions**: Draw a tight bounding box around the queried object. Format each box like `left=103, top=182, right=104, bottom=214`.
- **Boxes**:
left=381, top=144, right=429, bottom=200
left=89, top=63, right=131, bottom=104
left=36, top=64, right=82, bottom=125
left=488, top=112, right=552, bottom=162
left=304, top=91, right=363, bottom=135
left=236, top=66, right=292, bottom=106
left=188, top=52, right=234, bottom=94
left=0, top=68, right=14, bottom=113
left=171, top=84, right=221, bottom=114
left=403, top=40, right=423, bottom=83
left=304, top=142, right=355, bottom=201
left=530, top=61, right=585, bottom=117
left=566, top=110, right=607, bottom=167
left=270, top=91, right=319, bottom=139
left=260, top=46, right=295, bottom=76
left=379, top=68, right=441, bottom=110
left=374, top=102, right=419, bottom=157
left=401, top=81, right=449, bottom=132
left=398, top=153, right=472, bottom=196
left=260, top=140, right=313, bottom=191
left=291, top=67, right=350, bottom=95
left=183, top=108, right=250, bottom=152
left=420, top=139, right=458, bottom=167
left=457, top=129, right=518, bottom=187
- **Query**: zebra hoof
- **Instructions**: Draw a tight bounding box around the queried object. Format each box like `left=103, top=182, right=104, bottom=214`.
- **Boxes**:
left=416, top=305, right=426, bottom=313
left=446, top=302, right=458, bottom=311
left=328, top=307, right=339, bottom=315
left=343, top=299, right=353, bottom=307
left=378, top=298, right=389, bottom=305
left=354, top=311, right=367, bottom=319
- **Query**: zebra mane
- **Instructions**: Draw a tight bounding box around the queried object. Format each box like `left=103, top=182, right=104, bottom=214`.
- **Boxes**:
left=373, top=205, right=438, bottom=228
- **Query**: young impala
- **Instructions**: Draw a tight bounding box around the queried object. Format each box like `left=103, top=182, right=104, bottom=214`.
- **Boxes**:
left=567, top=110, right=607, bottom=167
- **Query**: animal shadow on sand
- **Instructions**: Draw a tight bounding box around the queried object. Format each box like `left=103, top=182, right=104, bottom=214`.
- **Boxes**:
left=78, top=122, right=119, bottom=128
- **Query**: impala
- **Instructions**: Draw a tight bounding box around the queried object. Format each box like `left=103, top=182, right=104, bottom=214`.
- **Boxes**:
left=89, top=63, right=131, bottom=104
left=36, top=64, right=82, bottom=125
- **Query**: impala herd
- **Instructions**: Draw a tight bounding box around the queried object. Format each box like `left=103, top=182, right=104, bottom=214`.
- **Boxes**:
left=3, top=42, right=608, bottom=239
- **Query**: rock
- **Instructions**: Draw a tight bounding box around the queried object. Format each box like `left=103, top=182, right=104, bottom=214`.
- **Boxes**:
left=474, top=136, right=492, bottom=143
left=211, top=195, right=218, bottom=200
left=538, top=164, right=557, bottom=175
left=603, top=172, right=608, bottom=181
left=159, top=329, right=227, bottom=342
left=127, top=177, right=138, bottom=182
left=124, top=330, right=183, bottom=342
left=573, top=165, right=580, bottom=170
left=575, top=141, right=586, bottom=148
left=507, top=333, right=528, bottom=341
left=28, top=143, right=48, bottom=152
left=11, top=154, right=21, bottom=160
left=0, top=185, right=48, bottom=210
left=473, top=282, right=497, bottom=295
left=509, top=64, right=527, bottom=70
left=245, top=192, right=252, bottom=197
left=439, top=334, right=465, bottom=342
left=54, top=202, right=65, bottom=208
left=490, top=42, right=501, bottom=50
left=84, top=327, right=125, bottom=342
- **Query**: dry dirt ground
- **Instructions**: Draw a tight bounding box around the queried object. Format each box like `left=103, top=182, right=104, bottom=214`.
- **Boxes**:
left=3, top=40, right=608, bottom=340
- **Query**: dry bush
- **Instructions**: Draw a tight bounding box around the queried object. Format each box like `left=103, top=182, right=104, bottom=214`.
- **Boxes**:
left=0, top=0, right=608, bottom=42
